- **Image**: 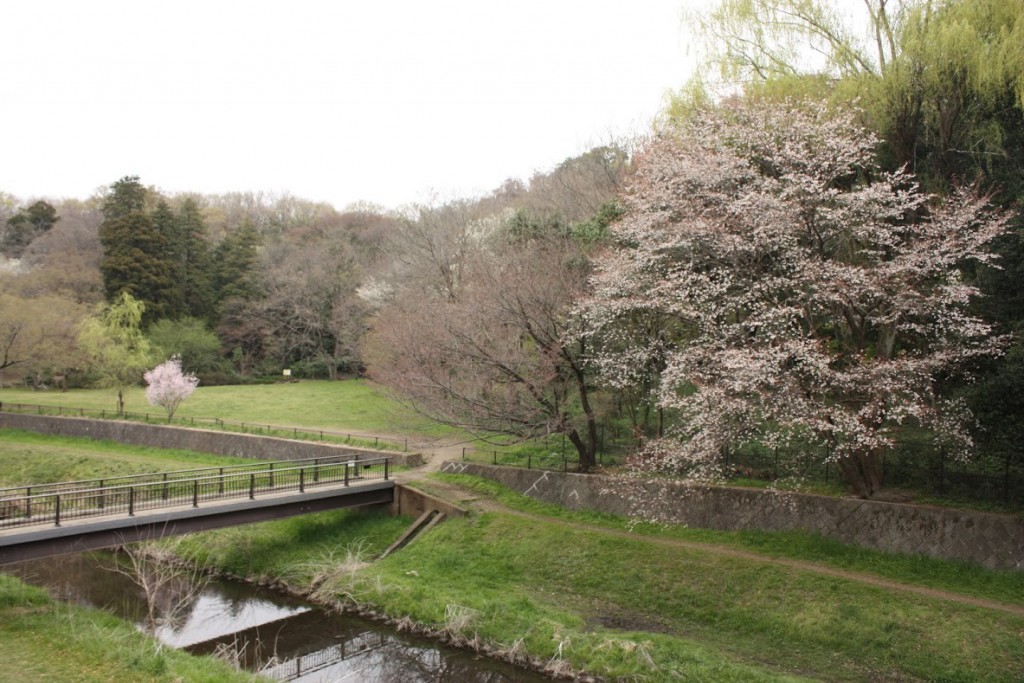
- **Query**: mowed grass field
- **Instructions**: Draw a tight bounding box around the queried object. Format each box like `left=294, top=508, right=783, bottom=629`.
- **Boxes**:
left=0, top=379, right=448, bottom=438
left=2, top=399, right=1023, bottom=680
left=0, top=429, right=258, bottom=486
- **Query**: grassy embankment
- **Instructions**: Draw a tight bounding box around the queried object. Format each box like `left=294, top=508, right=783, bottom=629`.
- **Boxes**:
left=0, top=573, right=258, bottom=682
left=169, top=470, right=1024, bottom=682
left=0, top=380, right=455, bottom=448
left=2, top=398, right=1023, bottom=681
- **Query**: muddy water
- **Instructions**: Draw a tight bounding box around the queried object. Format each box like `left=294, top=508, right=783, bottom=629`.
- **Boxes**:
left=8, top=554, right=550, bottom=682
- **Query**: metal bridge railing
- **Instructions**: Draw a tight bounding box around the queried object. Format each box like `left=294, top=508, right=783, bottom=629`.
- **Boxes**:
left=0, top=457, right=390, bottom=531
left=0, top=455, right=360, bottom=501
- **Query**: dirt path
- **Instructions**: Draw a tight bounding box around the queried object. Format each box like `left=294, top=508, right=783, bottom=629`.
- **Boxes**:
left=296, top=425, right=472, bottom=471
left=280, top=426, right=1024, bottom=618
left=401, top=476, right=1024, bottom=618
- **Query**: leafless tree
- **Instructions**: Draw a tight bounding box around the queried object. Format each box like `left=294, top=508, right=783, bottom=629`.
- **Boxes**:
left=107, top=540, right=211, bottom=649
left=367, top=234, right=601, bottom=470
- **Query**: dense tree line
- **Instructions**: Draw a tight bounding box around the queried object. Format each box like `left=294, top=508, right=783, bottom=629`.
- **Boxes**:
left=0, top=145, right=624, bottom=393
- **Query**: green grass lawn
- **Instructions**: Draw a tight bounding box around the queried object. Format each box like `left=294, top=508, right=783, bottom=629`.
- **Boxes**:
left=360, top=508, right=1023, bottom=682
left=2, top=424, right=1023, bottom=681
left=0, top=379, right=448, bottom=438
left=0, top=429, right=256, bottom=487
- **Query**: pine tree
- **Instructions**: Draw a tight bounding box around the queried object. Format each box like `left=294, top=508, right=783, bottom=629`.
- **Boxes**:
left=98, top=176, right=175, bottom=325
left=151, top=200, right=187, bottom=319
left=176, top=198, right=215, bottom=321
left=212, top=222, right=260, bottom=309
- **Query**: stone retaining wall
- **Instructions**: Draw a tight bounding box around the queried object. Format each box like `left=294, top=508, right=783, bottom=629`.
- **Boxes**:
left=442, top=461, right=1024, bottom=571
left=0, top=413, right=423, bottom=467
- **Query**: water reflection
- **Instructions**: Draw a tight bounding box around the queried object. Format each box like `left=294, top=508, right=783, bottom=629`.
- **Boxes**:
left=7, top=554, right=548, bottom=682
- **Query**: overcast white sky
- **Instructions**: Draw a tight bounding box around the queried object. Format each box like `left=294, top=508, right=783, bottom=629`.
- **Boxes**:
left=2, top=1, right=707, bottom=210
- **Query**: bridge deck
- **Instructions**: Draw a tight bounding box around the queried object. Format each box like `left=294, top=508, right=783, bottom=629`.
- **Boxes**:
left=0, top=458, right=394, bottom=564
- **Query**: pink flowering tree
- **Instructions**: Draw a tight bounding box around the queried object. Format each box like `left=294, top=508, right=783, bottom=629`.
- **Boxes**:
left=583, top=100, right=1008, bottom=498
left=144, top=357, right=200, bottom=423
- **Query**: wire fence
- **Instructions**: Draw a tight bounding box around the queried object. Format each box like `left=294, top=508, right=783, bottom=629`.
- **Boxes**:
left=709, top=440, right=1023, bottom=507
left=460, top=442, right=622, bottom=472
left=461, top=428, right=1023, bottom=507
left=0, top=401, right=407, bottom=451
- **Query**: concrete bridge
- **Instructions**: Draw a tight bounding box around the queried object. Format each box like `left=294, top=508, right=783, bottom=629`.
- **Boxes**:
left=0, top=456, right=394, bottom=564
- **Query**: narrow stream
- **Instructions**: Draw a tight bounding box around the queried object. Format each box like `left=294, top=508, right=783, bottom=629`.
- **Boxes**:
left=7, top=554, right=550, bottom=682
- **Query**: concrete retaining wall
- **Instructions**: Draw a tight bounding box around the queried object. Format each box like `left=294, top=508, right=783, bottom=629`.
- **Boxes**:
left=0, top=413, right=423, bottom=467
left=441, top=461, right=1024, bottom=571
left=391, top=485, right=467, bottom=520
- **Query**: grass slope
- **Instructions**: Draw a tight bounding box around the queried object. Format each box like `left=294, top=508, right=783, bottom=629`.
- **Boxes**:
left=428, top=474, right=1024, bottom=608
left=355, top=489, right=1023, bottom=682
left=0, top=574, right=256, bottom=682
left=0, top=429, right=255, bottom=486
left=0, top=380, right=444, bottom=437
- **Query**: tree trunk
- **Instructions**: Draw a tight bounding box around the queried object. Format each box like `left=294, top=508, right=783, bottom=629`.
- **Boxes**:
left=837, top=449, right=885, bottom=498
left=568, top=353, right=599, bottom=473
left=567, top=427, right=597, bottom=473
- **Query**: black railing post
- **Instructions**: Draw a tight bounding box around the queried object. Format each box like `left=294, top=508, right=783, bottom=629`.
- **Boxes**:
left=344, top=463, right=350, bottom=487
left=269, top=463, right=275, bottom=489
left=162, top=473, right=169, bottom=500
left=128, top=487, right=135, bottom=517
left=384, top=459, right=389, bottom=480
left=54, top=495, right=61, bottom=527
left=98, top=480, right=104, bottom=509
left=314, top=458, right=320, bottom=483
left=193, top=479, right=199, bottom=508
left=25, top=487, right=31, bottom=518
left=462, top=447, right=467, bottom=461
left=299, top=468, right=305, bottom=493
left=249, top=473, right=256, bottom=499
left=218, top=468, right=225, bottom=494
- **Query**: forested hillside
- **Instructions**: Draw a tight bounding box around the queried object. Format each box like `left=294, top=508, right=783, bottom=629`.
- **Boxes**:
left=2, top=0, right=1020, bottom=505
